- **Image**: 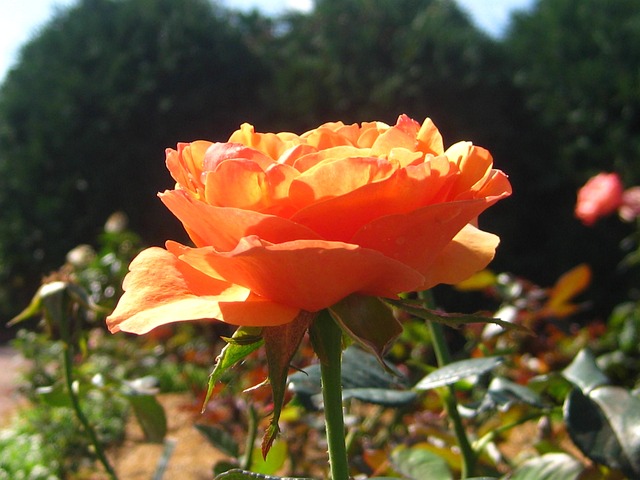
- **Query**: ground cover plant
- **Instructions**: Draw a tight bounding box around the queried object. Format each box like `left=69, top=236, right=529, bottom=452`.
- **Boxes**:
left=3, top=116, right=640, bottom=480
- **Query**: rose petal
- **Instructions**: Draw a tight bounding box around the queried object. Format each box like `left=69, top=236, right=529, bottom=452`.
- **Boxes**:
left=166, top=141, right=212, bottom=196
left=420, top=224, right=501, bottom=288
left=351, top=199, right=497, bottom=278
left=289, top=162, right=458, bottom=241
left=289, top=156, right=396, bottom=208
left=160, top=189, right=322, bottom=250
left=106, top=247, right=299, bottom=334
left=176, top=236, right=425, bottom=312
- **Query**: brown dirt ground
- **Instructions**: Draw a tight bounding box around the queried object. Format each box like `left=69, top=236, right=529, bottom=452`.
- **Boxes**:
left=0, top=346, right=228, bottom=479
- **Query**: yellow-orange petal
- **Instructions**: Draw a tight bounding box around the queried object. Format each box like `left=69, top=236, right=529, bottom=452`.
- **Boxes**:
left=176, top=236, right=425, bottom=312
left=106, top=247, right=299, bottom=334
left=165, top=141, right=212, bottom=196
left=370, top=119, right=419, bottom=156
left=416, top=118, right=444, bottom=155
left=289, top=156, right=396, bottom=208
left=419, top=224, right=501, bottom=289
left=160, top=189, right=322, bottom=250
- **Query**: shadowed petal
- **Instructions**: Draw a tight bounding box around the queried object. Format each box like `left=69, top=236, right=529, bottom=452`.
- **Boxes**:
left=176, top=236, right=425, bottom=312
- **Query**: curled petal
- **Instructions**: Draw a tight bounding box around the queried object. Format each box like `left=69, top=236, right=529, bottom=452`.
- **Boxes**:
left=106, top=247, right=299, bottom=334
left=165, top=141, right=212, bottom=196
left=420, top=224, right=501, bottom=288
left=175, top=236, right=425, bottom=312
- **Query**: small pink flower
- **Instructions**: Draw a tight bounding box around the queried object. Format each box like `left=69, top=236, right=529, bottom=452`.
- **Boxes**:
left=575, top=173, right=624, bottom=226
left=619, top=186, right=640, bottom=222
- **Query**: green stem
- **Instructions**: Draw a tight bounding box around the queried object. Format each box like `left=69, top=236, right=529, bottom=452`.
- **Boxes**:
left=420, top=291, right=475, bottom=478
left=242, top=403, right=259, bottom=470
left=61, top=342, right=118, bottom=479
left=54, top=293, right=118, bottom=480
left=309, top=311, right=349, bottom=480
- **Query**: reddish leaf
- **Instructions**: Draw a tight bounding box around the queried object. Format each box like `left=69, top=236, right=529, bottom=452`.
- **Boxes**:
left=261, top=310, right=316, bottom=458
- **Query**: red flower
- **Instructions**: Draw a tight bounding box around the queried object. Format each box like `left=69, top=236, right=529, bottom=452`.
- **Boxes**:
left=575, top=173, right=624, bottom=226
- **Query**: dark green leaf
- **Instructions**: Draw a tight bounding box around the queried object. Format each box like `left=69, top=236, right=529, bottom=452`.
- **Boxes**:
left=202, top=327, right=265, bottom=412
left=487, top=377, right=544, bottom=408
left=262, top=311, right=315, bottom=458
left=214, top=469, right=313, bottom=479
left=391, top=445, right=453, bottom=480
left=565, top=386, right=640, bottom=477
left=329, top=295, right=402, bottom=365
left=386, top=298, right=530, bottom=334
left=126, top=394, right=167, bottom=443
left=341, top=387, right=417, bottom=406
left=195, top=424, right=239, bottom=458
left=509, top=453, right=583, bottom=479
left=562, top=348, right=609, bottom=393
left=415, top=357, right=503, bottom=390
left=288, top=346, right=412, bottom=408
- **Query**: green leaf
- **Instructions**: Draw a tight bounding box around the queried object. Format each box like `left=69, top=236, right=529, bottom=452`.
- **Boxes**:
left=288, top=346, right=414, bottom=408
left=261, top=311, right=315, bottom=458
left=562, top=348, right=609, bottom=393
left=250, top=440, right=288, bottom=475
left=565, top=386, right=640, bottom=477
left=329, top=295, right=402, bottom=365
left=214, top=469, right=313, bottom=479
left=508, top=453, right=584, bottom=479
left=195, top=424, right=239, bottom=458
left=202, top=327, right=265, bottom=412
left=341, top=387, right=417, bottom=407
left=386, top=298, right=530, bottom=334
left=487, top=377, right=544, bottom=408
left=126, top=394, right=167, bottom=443
left=415, top=357, right=503, bottom=390
left=391, top=444, right=453, bottom=480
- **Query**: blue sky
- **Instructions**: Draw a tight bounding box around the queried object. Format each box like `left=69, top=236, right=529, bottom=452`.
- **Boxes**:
left=0, top=0, right=534, bottom=83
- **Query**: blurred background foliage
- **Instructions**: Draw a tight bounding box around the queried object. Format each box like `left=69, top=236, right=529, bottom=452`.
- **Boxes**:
left=0, top=0, right=639, bottom=323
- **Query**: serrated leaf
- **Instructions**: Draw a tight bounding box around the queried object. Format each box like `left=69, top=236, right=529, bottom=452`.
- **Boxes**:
left=329, top=295, right=402, bottom=366
left=565, top=386, right=640, bottom=477
left=562, top=348, right=609, bottom=394
left=391, top=444, right=453, bottom=480
left=509, top=453, right=584, bottom=479
left=386, top=298, right=530, bottom=334
left=202, top=327, right=265, bottom=412
left=261, top=311, right=315, bottom=458
left=195, top=424, right=239, bottom=458
left=415, top=357, right=503, bottom=390
left=214, top=469, right=313, bottom=479
left=126, top=394, right=167, bottom=443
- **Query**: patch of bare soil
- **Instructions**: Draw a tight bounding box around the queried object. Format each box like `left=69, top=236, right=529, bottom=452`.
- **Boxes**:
left=110, top=394, right=228, bottom=480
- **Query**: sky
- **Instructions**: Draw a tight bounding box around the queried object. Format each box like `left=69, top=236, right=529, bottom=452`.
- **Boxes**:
left=0, top=0, right=534, bottom=84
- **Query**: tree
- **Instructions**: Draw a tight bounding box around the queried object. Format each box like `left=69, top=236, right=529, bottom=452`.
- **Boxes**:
left=0, top=0, right=267, bottom=317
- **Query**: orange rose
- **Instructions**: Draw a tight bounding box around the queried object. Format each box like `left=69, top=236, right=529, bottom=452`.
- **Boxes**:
left=107, top=115, right=511, bottom=334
